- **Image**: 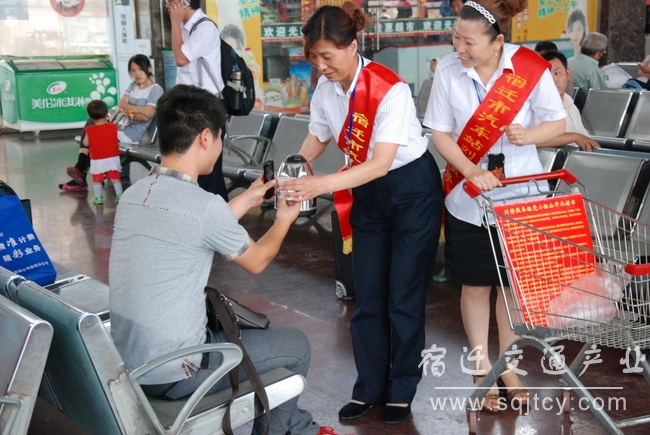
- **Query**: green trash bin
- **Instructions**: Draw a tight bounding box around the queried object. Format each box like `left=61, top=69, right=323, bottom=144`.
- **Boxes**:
left=0, top=57, right=117, bottom=133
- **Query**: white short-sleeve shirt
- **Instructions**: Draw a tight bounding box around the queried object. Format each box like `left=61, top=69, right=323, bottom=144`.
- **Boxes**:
left=309, top=56, right=427, bottom=171
left=423, top=43, right=566, bottom=226
left=176, top=9, right=224, bottom=94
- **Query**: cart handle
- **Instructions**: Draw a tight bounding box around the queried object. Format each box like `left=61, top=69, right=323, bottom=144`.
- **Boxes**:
left=462, top=169, right=579, bottom=198
left=625, top=263, right=650, bottom=277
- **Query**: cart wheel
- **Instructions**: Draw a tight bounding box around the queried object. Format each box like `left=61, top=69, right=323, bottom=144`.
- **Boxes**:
left=33, top=130, right=40, bottom=138
left=562, top=390, right=571, bottom=413
left=335, top=280, right=347, bottom=299
left=467, top=409, right=478, bottom=434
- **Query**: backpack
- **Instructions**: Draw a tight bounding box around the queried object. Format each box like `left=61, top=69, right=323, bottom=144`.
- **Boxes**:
left=0, top=180, right=57, bottom=286
left=190, top=18, right=255, bottom=116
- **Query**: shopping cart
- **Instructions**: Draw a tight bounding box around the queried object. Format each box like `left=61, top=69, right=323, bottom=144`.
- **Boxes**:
left=462, top=170, right=650, bottom=434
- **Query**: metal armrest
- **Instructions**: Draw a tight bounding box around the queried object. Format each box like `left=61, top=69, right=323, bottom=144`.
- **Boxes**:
left=129, top=343, right=243, bottom=434
left=228, top=135, right=272, bottom=166
left=0, top=396, right=22, bottom=434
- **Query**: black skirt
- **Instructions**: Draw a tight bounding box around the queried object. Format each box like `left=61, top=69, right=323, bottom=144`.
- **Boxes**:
left=444, top=209, right=510, bottom=287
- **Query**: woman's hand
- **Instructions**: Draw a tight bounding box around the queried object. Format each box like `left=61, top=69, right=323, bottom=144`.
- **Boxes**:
left=465, top=165, right=502, bottom=192
left=278, top=175, right=323, bottom=202
left=139, top=105, right=156, bottom=118
left=500, top=123, right=527, bottom=146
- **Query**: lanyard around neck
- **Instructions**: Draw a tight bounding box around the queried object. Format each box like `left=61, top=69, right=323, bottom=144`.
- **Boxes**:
left=345, top=56, right=365, bottom=168
left=472, top=79, right=483, bottom=104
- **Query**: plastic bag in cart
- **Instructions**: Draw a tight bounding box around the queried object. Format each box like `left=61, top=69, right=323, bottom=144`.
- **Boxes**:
left=547, top=262, right=628, bottom=329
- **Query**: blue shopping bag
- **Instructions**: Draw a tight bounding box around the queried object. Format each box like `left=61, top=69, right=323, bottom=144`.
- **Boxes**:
left=0, top=195, right=57, bottom=286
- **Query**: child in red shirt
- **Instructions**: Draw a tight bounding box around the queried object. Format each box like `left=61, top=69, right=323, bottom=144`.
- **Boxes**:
left=83, top=100, right=123, bottom=204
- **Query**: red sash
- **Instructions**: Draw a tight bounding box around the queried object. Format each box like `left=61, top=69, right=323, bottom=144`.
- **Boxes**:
left=441, top=47, right=550, bottom=196
left=332, top=61, right=404, bottom=254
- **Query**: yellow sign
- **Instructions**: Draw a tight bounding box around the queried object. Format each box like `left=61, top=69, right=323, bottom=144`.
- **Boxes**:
left=511, top=0, right=599, bottom=55
left=207, top=0, right=264, bottom=110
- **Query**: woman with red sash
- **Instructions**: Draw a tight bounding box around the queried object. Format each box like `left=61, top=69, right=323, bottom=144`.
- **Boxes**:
left=423, top=0, right=566, bottom=412
left=281, top=1, right=443, bottom=425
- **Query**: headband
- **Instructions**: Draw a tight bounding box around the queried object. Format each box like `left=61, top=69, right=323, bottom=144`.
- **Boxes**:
left=464, top=1, right=495, bottom=23
left=464, top=1, right=501, bottom=34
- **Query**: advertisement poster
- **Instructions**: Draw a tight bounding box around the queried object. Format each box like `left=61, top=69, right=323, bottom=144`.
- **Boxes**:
left=511, top=0, right=599, bottom=55
left=493, top=194, right=596, bottom=327
left=263, top=46, right=312, bottom=114
left=0, top=0, right=29, bottom=20
left=207, top=0, right=264, bottom=110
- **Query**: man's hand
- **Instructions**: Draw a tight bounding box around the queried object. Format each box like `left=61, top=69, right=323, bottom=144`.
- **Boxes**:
left=575, top=134, right=600, bottom=152
left=275, top=193, right=301, bottom=224
left=246, top=177, right=276, bottom=208
left=166, top=0, right=185, bottom=26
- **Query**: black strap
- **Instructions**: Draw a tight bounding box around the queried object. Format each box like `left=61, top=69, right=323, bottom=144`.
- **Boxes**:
left=206, top=287, right=271, bottom=435
left=189, top=17, right=216, bottom=36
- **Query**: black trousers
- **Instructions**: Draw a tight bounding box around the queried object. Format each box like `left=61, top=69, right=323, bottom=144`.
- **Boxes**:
left=349, top=151, right=443, bottom=404
left=198, top=126, right=229, bottom=202
left=198, top=152, right=229, bottom=202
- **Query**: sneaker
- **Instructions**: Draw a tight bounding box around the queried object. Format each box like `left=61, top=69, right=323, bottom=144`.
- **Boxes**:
left=66, top=166, right=86, bottom=184
left=317, top=427, right=353, bottom=435
left=93, top=195, right=104, bottom=205
left=74, top=135, right=82, bottom=144
left=115, top=193, right=122, bottom=203
left=59, top=179, right=88, bottom=191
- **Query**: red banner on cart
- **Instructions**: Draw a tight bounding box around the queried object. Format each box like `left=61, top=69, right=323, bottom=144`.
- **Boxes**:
left=493, top=193, right=596, bottom=327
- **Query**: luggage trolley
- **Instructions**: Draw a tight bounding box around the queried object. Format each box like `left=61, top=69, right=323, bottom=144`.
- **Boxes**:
left=463, top=170, right=650, bottom=434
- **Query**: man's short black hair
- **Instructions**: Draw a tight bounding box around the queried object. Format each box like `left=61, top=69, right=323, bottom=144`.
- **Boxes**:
left=86, top=100, right=108, bottom=121
left=541, top=50, right=568, bottom=70
left=189, top=0, right=200, bottom=10
left=156, top=85, right=228, bottom=156
left=535, top=40, right=558, bottom=54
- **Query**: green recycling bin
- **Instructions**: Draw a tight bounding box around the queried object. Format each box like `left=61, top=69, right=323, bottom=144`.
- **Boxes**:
left=0, top=57, right=117, bottom=133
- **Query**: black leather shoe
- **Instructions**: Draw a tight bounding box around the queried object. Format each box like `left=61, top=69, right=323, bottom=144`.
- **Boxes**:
left=382, top=404, right=411, bottom=424
left=338, top=402, right=373, bottom=420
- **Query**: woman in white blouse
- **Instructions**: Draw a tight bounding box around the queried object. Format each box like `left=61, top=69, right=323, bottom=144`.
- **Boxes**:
left=424, top=0, right=565, bottom=412
left=281, top=1, right=443, bottom=425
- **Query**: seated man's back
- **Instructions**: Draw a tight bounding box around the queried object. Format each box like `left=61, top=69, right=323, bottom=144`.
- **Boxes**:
left=109, top=84, right=332, bottom=435
left=110, top=170, right=248, bottom=382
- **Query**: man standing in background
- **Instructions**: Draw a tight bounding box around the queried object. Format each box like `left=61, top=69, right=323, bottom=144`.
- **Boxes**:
left=167, top=0, right=229, bottom=201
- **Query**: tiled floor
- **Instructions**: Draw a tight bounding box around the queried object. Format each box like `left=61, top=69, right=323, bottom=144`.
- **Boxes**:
left=2, top=129, right=650, bottom=435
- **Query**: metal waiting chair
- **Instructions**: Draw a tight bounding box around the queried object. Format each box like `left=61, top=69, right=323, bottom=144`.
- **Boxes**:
left=624, top=91, right=650, bottom=151
left=581, top=89, right=636, bottom=149
left=0, top=296, right=53, bottom=435
left=415, top=78, right=433, bottom=124
left=13, top=278, right=305, bottom=435
left=558, top=151, right=650, bottom=236
left=119, top=113, right=161, bottom=171
left=222, top=111, right=278, bottom=192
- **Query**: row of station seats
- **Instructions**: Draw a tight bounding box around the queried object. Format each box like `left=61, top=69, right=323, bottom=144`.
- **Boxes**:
left=117, top=110, right=348, bottom=198
left=581, top=89, right=650, bottom=151
left=0, top=264, right=305, bottom=435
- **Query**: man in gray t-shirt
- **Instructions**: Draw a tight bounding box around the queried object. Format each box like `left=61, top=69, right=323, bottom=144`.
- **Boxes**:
left=109, top=85, right=322, bottom=435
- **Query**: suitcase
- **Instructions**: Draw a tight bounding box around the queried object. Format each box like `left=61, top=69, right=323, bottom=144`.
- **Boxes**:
left=332, top=210, right=356, bottom=300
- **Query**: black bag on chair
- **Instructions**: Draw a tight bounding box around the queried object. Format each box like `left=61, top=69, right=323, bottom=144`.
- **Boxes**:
left=205, top=287, right=271, bottom=435
left=205, top=288, right=269, bottom=331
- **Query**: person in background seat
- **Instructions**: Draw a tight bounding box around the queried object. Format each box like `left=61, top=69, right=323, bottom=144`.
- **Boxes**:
left=536, top=50, right=600, bottom=152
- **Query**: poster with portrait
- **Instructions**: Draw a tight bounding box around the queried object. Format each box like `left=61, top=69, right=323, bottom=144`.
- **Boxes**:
left=511, top=0, right=599, bottom=56
left=0, top=0, right=29, bottom=20
left=207, top=0, right=264, bottom=110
